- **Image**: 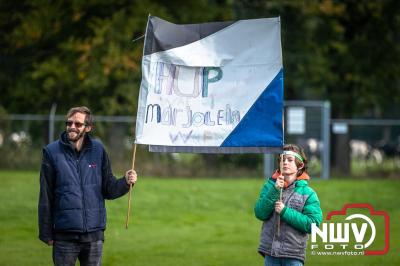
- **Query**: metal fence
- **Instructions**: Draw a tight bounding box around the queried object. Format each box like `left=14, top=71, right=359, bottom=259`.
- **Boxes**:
left=0, top=113, right=136, bottom=173
left=332, top=119, right=400, bottom=177
left=2, top=103, right=399, bottom=178
left=0, top=113, right=265, bottom=177
left=264, top=101, right=331, bottom=179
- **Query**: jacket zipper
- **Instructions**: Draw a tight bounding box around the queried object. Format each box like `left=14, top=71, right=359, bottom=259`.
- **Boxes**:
left=76, top=150, right=88, bottom=232
left=271, top=189, right=282, bottom=256
left=273, top=187, right=297, bottom=255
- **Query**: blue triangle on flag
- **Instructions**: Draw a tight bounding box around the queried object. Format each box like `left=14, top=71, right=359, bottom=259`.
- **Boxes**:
left=221, top=69, right=284, bottom=148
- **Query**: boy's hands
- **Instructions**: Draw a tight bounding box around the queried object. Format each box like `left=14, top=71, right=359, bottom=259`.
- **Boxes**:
left=275, top=175, right=285, bottom=213
left=275, top=201, right=285, bottom=214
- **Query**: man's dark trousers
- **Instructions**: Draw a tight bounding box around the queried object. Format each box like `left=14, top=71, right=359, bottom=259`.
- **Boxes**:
left=52, top=240, right=103, bottom=266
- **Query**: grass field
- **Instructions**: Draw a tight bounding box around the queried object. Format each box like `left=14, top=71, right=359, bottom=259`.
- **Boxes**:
left=0, top=170, right=399, bottom=266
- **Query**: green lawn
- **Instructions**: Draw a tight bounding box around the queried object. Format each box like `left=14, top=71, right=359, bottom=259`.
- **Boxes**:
left=0, top=171, right=398, bottom=266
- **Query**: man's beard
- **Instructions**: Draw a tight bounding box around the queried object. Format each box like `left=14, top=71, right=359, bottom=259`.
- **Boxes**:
left=67, top=129, right=85, bottom=142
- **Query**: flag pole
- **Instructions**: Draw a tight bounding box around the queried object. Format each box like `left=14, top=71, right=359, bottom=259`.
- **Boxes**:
left=125, top=143, right=137, bottom=229
left=277, top=103, right=285, bottom=237
left=277, top=153, right=283, bottom=237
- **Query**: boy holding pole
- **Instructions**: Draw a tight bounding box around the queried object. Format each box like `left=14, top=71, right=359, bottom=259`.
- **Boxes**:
left=254, top=144, right=322, bottom=265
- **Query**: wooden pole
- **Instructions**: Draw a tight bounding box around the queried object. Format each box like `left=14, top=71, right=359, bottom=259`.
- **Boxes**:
left=277, top=110, right=285, bottom=237
left=125, top=143, right=137, bottom=229
left=277, top=153, right=283, bottom=237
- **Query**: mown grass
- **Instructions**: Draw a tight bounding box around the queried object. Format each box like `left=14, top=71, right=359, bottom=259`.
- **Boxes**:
left=0, top=171, right=398, bottom=265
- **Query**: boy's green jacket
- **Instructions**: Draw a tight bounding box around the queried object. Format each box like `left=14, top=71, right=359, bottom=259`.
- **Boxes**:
left=254, top=172, right=322, bottom=263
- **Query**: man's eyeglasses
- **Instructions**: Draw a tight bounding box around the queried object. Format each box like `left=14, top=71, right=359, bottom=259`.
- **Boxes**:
left=65, top=121, right=87, bottom=128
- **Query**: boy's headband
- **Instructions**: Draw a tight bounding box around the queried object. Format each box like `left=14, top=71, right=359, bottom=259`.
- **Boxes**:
left=282, top=150, right=304, bottom=163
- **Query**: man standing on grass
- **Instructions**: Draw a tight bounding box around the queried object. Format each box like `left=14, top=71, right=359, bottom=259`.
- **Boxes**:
left=38, top=106, right=137, bottom=266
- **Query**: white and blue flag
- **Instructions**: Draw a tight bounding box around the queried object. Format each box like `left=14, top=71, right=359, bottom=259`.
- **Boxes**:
left=135, top=16, right=283, bottom=153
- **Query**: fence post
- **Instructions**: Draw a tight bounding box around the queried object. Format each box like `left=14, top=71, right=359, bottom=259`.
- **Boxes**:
left=322, top=101, right=331, bottom=179
left=49, top=103, right=57, bottom=144
left=263, top=154, right=275, bottom=179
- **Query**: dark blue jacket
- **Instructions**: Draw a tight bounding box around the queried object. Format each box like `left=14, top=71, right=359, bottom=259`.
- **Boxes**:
left=38, top=132, right=129, bottom=243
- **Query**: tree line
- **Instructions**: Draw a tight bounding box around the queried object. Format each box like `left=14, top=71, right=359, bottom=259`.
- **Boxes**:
left=1, top=0, right=398, bottom=118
